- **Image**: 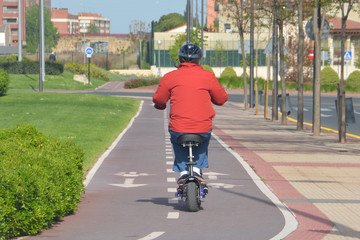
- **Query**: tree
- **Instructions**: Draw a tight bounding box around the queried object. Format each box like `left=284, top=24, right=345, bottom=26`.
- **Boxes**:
left=312, top=1, right=332, bottom=136
left=26, top=4, right=59, bottom=53
left=168, top=29, right=205, bottom=64
left=220, top=0, right=251, bottom=110
left=211, top=40, right=227, bottom=72
left=154, top=13, right=186, bottom=32
left=332, top=0, right=359, bottom=142
left=297, top=0, right=305, bottom=130
left=87, top=24, right=99, bottom=34
left=129, top=20, right=151, bottom=68
left=269, top=0, right=296, bottom=125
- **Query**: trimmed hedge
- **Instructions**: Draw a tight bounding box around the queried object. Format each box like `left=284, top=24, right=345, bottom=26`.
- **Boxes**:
left=124, top=78, right=160, bottom=89
left=346, top=70, right=360, bottom=93
left=0, top=125, right=84, bottom=239
left=65, top=62, right=109, bottom=81
left=0, top=68, right=9, bottom=96
left=202, top=65, right=214, bottom=73
left=220, top=66, right=237, bottom=78
left=321, top=66, right=340, bottom=92
left=0, top=61, right=64, bottom=75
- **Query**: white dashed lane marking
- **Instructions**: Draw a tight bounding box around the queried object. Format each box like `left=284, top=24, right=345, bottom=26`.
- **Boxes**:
left=167, top=212, right=179, bottom=219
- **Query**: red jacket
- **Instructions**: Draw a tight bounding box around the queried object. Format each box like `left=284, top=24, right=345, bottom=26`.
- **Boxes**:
left=153, top=63, right=228, bottom=133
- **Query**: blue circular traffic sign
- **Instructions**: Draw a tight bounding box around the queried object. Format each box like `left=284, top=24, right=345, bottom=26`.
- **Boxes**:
left=85, top=47, right=93, bottom=55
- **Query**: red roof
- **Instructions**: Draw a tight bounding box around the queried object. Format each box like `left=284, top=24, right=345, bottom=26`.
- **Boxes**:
left=328, top=16, right=360, bottom=30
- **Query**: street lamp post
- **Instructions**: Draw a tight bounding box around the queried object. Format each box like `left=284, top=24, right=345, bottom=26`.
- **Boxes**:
left=82, top=24, right=87, bottom=65
left=157, top=40, right=162, bottom=77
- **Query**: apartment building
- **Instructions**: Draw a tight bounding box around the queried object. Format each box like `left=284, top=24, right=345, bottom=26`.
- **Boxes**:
left=78, top=13, right=110, bottom=34
left=51, top=8, right=78, bottom=35
left=0, top=0, right=26, bottom=46
left=25, top=0, right=51, bottom=9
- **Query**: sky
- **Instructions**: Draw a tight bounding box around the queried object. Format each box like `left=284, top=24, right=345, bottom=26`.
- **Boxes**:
left=52, top=0, right=190, bottom=34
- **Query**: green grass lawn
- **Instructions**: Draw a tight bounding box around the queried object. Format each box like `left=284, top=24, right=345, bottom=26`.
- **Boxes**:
left=0, top=90, right=140, bottom=171
left=8, top=70, right=126, bottom=90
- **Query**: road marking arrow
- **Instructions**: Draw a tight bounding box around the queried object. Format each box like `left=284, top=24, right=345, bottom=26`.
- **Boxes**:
left=203, top=171, right=229, bottom=180
left=110, top=178, right=147, bottom=188
left=115, top=172, right=151, bottom=177
left=207, top=183, right=242, bottom=189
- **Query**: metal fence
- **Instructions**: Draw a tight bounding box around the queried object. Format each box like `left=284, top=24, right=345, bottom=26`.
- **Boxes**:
left=153, top=39, right=268, bottom=68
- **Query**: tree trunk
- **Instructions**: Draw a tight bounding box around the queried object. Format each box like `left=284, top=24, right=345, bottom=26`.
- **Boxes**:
left=313, top=6, right=321, bottom=136
left=339, top=4, right=348, bottom=143
left=240, top=32, right=248, bottom=110
left=279, top=17, right=287, bottom=125
left=297, top=0, right=304, bottom=130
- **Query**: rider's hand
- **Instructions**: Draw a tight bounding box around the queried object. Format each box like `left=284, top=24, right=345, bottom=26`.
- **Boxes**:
left=154, top=103, right=166, bottom=110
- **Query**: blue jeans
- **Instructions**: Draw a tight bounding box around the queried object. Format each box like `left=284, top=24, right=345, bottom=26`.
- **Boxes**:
left=169, top=129, right=212, bottom=172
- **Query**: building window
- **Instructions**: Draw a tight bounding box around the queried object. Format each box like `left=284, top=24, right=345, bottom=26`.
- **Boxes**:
left=352, top=36, right=360, bottom=63
left=3, top=18, right=17, bottom=24
left=3, top=6, right=18, bottom=14
left=224, top=23, right=231, bottom=33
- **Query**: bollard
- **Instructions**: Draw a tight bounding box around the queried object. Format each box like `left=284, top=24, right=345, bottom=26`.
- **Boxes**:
left=278, top=93, right=292, bottom=116
left=335, top=97, right=356, bottom=124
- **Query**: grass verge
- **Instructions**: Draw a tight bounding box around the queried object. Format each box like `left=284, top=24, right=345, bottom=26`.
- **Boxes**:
left=8, top=71, right=125, bottom=90
left=0, top=90, right=140, bottom=170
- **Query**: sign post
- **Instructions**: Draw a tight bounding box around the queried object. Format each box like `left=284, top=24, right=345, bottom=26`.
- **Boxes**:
left=85, top=47, right=93, bottom=85
left=344, top=51, right=352, bottom=79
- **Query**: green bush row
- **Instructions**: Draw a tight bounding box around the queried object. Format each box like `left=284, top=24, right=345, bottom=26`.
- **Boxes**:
left=0, top=68, right=9, bottom=96
left=0, top=125, right=84, bottom=239
left=124, top=78, right=160, bottom=89
left=216, top=66, right=360, bottom=93
left=65, top=62, right=109, bottom=81
left=0, top=61, right=64, bottom=75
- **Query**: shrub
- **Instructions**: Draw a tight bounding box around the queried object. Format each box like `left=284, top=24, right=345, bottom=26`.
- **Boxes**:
left=45, top=61, right=64, bottom=75
left=0, top=125, right=84, bottom=239
left=227, top=76, right=243, bottom=89
left=124, top=78, right=160, bottom=89
left=321, top=66, right=340, bottom=92
left=202, top=65, right=214, bottom=73
left=0, top=60, right=64, bottom=75
left=0, top=67, right=9, bottom=96
left=220, top=66, right=237, bottom=78
left=345, top=70, right=360, bottom=93
left=65, top=62, right=109, bottom=81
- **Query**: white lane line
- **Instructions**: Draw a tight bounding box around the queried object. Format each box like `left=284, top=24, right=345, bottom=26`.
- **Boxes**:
left=138, top=231, right=165, bottom=240
left=166, top=156, right=173, bottom=159
left=166, top=161, right=172, bottom=165
left=166, top=169, right=174, bottom=173
left=168, top=198, right=179, bottom=204
left=167, top=212, right=179, bottom=219
left=167, top=188, right=177, bottom=193
left=208, top=175, right=217, bottom=180
left=84, top=101, right=144, bottom=187
left=167, top=177, right=176, bottom=182
left=212, top=133, right=298, bottom=240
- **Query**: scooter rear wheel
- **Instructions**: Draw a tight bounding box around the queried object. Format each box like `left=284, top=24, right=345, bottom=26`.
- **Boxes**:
left=186, top=181, right=200, bottom=212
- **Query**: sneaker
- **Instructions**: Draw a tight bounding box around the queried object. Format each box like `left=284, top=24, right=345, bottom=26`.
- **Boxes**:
left=194, top=172, right=207, bottom=183
left=177, top=174, right=188, bottom=185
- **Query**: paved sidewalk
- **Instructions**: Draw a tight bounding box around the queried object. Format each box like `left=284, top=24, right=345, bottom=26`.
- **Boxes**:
left=213, top=102, right=360, bottom=240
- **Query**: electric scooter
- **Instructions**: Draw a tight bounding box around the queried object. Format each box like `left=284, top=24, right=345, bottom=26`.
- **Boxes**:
left=175, top=134, right=208, bottom=212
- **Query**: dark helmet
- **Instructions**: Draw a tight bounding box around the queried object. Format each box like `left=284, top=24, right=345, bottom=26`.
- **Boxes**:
left=178, top=43, right=202, bottom=64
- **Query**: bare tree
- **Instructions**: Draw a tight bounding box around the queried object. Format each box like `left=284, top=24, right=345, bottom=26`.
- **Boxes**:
left=219, top=0, right=250, bottom=110
left=297, top=0, right=305, bottom=130
left=272, top=0, right=296, bottom=125
left=129, top=20, right=151, bottom=69
left=333, top=0, right=359, bottom=142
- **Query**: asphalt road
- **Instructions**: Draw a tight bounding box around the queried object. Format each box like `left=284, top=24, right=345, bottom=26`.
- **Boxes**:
left=25, top=99, right=291, bottom=240
left=93, top=91, right=360, bottom=137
